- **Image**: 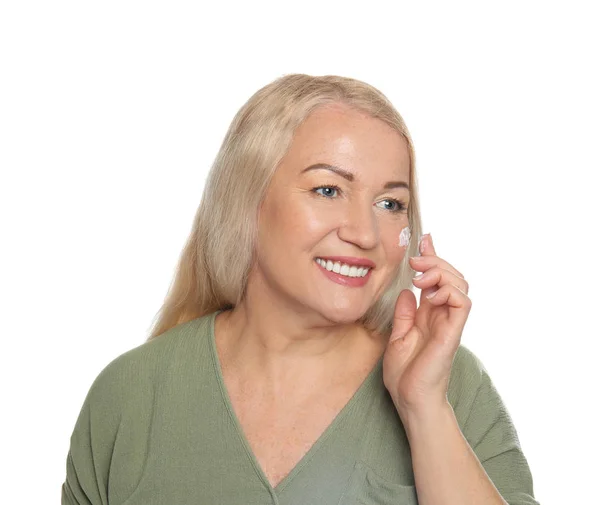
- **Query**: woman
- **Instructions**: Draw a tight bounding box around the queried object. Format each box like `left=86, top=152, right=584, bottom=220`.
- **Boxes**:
left=62, top=74, right=539, bottom=504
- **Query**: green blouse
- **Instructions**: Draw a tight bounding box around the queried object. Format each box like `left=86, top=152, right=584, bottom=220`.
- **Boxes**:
left=62, top=309, right=540, bottom=504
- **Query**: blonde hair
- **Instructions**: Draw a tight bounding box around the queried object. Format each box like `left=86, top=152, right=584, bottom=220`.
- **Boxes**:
left=146, top=73, right=423, bottom=341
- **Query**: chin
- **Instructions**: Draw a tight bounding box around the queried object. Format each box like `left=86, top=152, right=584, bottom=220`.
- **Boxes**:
left=317, top=304, right=368, bottom=325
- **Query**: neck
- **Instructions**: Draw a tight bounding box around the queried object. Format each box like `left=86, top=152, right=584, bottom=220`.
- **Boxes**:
left=214, top=297, right=385, bottom=397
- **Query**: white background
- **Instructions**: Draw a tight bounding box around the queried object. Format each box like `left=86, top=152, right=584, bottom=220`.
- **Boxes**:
left=1, top=1, right=598, bottom=503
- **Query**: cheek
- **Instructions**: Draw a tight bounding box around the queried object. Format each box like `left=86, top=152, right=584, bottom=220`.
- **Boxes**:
left=388, top=244, right=407, bottom=262
left=302, top=209, right=333, bottom=235
left=398, top=226, right=411, bottom=247
left=263, top=197, right=323, bottom=247
left=382, top=224, right=410, bottom=261
left=291, top=197, right=340, bottom=237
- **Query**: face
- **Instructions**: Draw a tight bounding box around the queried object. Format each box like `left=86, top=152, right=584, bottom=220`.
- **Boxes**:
left=252, top=103, right=411, bottom=324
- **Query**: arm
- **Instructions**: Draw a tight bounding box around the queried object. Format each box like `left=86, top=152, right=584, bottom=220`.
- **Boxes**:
left=402, top=401, right=508, bottom=505
left=400, top=365, right=539, bottom=505
left=386, top=234, right=538, bottom=504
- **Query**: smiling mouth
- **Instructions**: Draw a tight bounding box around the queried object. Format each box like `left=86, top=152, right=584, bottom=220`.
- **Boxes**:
left=314, top=258, right=372, bottom=278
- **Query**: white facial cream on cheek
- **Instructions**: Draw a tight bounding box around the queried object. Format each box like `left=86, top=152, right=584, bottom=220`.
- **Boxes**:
left=398, top=226, right=411, bottom=247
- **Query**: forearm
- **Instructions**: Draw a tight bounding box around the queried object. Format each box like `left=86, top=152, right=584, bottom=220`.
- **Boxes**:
left=400, top=402, right=508, bottom=505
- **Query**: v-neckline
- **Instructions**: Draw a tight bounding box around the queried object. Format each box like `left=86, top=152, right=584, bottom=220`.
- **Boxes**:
left=207, top=309, right=384, bottom=495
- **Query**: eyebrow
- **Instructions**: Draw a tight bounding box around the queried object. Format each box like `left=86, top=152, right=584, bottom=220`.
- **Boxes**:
left=301, top=163, right=409, bottom=190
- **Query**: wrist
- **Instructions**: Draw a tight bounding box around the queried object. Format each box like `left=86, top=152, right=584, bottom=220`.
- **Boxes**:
left=396, top=399, right=455, bottom=439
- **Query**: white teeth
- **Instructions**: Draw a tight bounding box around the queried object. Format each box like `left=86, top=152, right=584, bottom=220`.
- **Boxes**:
left=315, top=258, right=371, bottom=278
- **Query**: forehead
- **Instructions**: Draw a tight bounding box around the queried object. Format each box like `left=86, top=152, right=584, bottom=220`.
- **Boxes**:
left=280, top=103, right=410, bottom=182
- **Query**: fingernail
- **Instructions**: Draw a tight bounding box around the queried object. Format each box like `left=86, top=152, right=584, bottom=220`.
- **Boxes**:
left=419, top=234, right=428, bottom=254
left=425, top=288, right=438, bottom=299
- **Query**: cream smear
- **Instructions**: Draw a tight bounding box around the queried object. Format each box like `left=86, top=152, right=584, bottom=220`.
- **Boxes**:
left=398, top=226, right=411, bottom=247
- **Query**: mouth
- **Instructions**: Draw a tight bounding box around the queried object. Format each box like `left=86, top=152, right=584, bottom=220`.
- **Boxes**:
left=314, top=257, right=373, bottom=287
left=314, top=257, right=372, bottom=278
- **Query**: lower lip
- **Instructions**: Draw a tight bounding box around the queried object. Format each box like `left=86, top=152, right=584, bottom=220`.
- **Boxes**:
left=314, top=260, right=372, bottom=287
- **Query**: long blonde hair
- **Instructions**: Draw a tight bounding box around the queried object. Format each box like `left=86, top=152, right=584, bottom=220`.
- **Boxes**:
left=146, top=74, right=423, bottom=341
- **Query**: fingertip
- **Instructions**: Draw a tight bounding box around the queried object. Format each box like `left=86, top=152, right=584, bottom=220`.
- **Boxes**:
left=420, top=233, right=436, bottom=255
left=428, top=233, right=436, bottom=254
left=418, top=233, right=428, bottom=255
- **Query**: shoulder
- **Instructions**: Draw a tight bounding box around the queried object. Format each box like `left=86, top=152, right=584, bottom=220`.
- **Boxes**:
left=447, top=344, right=489, bottom=425
left=64, top=313, right=218, bottom=502
left=83, top=313, right=215, bottom=414
left=450, top=344, right=486, bottom=386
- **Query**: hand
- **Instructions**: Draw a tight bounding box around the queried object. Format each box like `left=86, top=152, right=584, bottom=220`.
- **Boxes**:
left=382, top=233, right=472, bottom=419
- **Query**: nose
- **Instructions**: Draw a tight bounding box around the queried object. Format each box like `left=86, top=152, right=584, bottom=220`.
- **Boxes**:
left=337, top=200, right=379, bottom=250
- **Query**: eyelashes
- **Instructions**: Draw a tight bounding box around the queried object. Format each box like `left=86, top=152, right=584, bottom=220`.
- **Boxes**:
left=311, top=185, right=408, bottom=213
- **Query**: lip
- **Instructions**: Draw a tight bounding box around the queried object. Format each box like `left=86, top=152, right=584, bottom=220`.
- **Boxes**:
left=314, top=256, right=376, bottom=268
left=314, top=259, right=373, bottom=287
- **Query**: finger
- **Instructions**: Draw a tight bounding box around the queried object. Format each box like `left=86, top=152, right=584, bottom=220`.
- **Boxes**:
left=426, top=284, right=472, bottom=311
left=390, top=289, right=418, bottom=343
left=419, top=233, right=435, bottom=256
left=409, top=255, right=465, bottom=279
left=412, top=267, right=469, bottom=295
left=416, top=234, right=466, bottom=278
left=425, top=285, right=471, bottom=340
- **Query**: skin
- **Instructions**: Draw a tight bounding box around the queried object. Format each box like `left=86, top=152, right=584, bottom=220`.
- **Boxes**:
left=214, top=102, right=507, bottom=504
left=215, top=102, right=412, bottom=399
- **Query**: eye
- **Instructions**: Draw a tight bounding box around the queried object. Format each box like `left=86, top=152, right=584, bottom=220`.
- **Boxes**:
left=312, top=186, right=408, bottom=214
left=313, top=185, right=340, bottom=198
left=376, top=199, right=408, bottom=213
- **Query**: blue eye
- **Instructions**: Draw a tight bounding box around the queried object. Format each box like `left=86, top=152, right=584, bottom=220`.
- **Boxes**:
left=375, top=199, right=408, bottom=213
left=312, top=185, right=408, bottom=214
left=314, top=186, right=339, bottom=198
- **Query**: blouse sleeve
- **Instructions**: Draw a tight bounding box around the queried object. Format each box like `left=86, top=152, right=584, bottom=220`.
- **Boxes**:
left=60, top=352, right=132, bottom=505
left=61, top=342, right=161, bottom=505
left=61, top=400, right=107, bottom=505
left=450, top=346, right=541, bottom=505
